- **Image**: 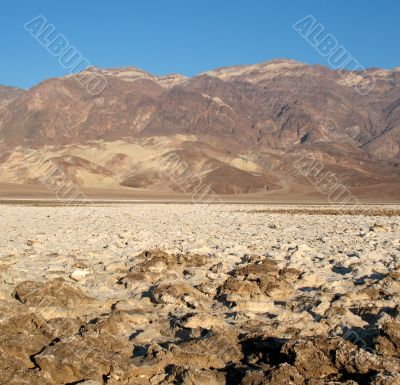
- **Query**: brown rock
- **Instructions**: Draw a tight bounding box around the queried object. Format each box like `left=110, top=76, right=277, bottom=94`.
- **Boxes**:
left=375, top=318, right=400, bottom=357
left=13, top=277, right=95, bottom=308
left=0, top=300, right=53, bottom=370
left=281, top=338, right=338, bottom=378
left=173, top=367, right=226, bottom=385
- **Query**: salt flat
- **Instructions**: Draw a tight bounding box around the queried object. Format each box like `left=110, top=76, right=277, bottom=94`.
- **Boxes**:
left=0, top=204, right=399, bottom=384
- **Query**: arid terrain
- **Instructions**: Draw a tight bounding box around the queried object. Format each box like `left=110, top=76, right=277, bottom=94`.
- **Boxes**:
left=1, top=59, right=400, bottom=200
left=1, top=3, right=399, bottom=384
left=1, top=57, right=400, bottom=385
left=1, top=203, right=400, bottom=384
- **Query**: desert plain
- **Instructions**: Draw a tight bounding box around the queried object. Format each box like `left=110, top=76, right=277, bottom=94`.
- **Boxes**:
left=0, top=202, right=399, bottom=384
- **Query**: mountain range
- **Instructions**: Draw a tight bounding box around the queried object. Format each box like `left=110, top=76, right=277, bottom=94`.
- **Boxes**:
left=0, top=59, right=399, bottom=201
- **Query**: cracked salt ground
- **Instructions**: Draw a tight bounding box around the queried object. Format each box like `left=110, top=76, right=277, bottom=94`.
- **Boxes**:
left=0, top=204, right=399, bottom=384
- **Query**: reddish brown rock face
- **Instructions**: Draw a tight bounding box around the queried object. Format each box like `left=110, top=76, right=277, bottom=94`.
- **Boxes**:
left=0, top=85, right=24, bottom=112
left=0, top=59, right=400, bottom=197
left=1, top=60, right=400, bottom=155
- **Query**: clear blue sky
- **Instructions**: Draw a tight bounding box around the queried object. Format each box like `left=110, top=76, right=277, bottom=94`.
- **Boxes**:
left=1, top=0, right=399, bottom=89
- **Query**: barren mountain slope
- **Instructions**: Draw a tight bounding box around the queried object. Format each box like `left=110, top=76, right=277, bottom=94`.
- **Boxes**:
left=0, top=59, right=399, bottom=197
left=0, top=85, right=24, bottom=109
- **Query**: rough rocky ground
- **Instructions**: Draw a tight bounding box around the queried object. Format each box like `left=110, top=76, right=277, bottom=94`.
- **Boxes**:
left=0, top=203, right=399, bottom=384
